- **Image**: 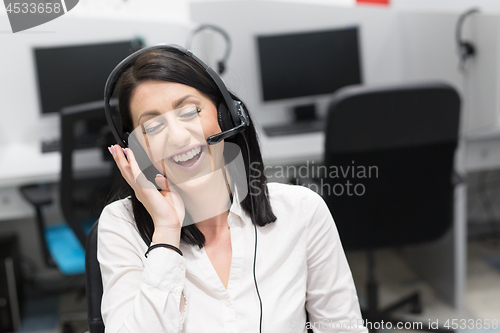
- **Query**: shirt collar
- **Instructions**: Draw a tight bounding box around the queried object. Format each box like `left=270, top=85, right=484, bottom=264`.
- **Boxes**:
left=228, top=184, right=249, bottom=225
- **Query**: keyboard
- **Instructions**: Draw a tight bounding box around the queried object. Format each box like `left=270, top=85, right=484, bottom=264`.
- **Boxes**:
left=263, top=120, right=325, bottom=137
left=41, top=134, right=102, bottom=153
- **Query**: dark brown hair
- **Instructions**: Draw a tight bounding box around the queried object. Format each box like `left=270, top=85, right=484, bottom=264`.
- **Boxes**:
left=109, top=47, right=276, bottom=248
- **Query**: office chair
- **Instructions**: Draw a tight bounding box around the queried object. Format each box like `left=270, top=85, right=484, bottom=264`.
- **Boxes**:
left=59, top=100, right=117, bottom=250
left=298, top=81, right=460, bottom=333
left=20, top=101, right=116, bottom=277
left=20, top=101, right=117, bottom=333
left=85, top=221, right=105, bottom=333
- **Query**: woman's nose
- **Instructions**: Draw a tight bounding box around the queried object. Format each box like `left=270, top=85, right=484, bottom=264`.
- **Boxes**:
left=166, top=119, right=191, bottom=148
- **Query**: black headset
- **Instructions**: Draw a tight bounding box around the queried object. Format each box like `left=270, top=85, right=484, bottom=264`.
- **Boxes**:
left=103, top=43, right=263, bottom=333
left=456, top=8, right=480, bottom=72
left=103, top=43, right=249, bottom=149
left=186, top=24, right=232, bottom=75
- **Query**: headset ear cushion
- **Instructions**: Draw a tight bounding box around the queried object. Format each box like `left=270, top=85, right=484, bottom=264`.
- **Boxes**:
left=217, top=102, right=234, bottom=133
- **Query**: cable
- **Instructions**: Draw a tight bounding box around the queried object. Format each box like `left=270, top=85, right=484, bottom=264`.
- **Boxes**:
left=242, top=134, right=263, bottom=333
left=456, top=8, right=480, bottom=73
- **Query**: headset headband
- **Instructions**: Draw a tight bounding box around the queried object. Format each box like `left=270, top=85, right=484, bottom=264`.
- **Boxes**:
left=103, top=43, right=248, bottom=148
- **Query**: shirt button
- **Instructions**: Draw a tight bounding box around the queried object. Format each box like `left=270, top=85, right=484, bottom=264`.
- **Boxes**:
left=179, top=263, right=185, bottom=271
left=224, top=299, right=231, bottom=307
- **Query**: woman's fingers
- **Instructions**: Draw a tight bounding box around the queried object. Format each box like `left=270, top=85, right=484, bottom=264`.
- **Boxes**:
left=123, top=147, right=156, bottom=190
left=110, top=145, right=134, bottom=186
left=110, top=144, right=185, bottom=227
left=155, top=174, right=170, bottom=191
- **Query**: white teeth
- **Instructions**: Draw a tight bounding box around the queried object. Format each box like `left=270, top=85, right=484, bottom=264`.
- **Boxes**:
left=172, top=147, right=202, bottom=163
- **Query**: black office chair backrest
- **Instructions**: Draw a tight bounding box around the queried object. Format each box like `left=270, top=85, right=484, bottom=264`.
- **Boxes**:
left=323, top=82, right=460, bottom=251
left=60, top=100, right=117, bottom=247
left=85, top=220, right=105, bottom=333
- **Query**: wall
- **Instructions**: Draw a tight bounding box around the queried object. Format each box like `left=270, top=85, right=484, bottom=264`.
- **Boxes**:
left=392, top=0, right=500, bottom=13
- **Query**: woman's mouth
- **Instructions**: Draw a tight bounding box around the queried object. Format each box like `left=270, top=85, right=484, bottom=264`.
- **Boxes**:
left=172, top=146, right=202, bottom=167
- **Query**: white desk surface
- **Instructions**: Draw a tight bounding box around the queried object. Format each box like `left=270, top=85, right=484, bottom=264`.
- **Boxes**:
left=0, top=142, right=112, bottom=220
left=0, top=142, right=60, bottom=188
left=464, top=125, right=500, bottom=172
left=0, top=142, right=110, bottom=188
left=1, top=135, right=325, bottom=189
left=2, top=128, right=500, bottom=189
left=259, top=131, right=324, bottom=166
left=260, top=128, right=500, bottom=173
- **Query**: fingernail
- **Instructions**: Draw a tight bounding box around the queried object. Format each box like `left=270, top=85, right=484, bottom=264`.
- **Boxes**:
left=111, top=146, right=116, bottom=153
left=122, top=148, right=127, bottom=156
left=156, top=174, right=163, bottom=178
left=108, top=146, right=113, bottom=155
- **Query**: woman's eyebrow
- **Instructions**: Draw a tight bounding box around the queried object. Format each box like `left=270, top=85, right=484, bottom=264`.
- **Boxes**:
left=173, top=94, right=199, bottom=109
left=136, top=95, right=200, bottom=124
left=137, top=110, right=161, bottom=124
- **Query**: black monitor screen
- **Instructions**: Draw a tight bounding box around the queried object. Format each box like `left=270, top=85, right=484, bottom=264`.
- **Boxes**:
left=257, top=27, right=362, bottom=101
left=34, top=39, right=141, bottom=114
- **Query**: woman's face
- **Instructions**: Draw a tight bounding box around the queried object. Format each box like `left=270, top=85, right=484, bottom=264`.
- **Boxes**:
left=129, top=80, right=224, bottom=186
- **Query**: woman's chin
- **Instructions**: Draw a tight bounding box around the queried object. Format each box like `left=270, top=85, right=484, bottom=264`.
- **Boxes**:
left=174, top=169, right=222, bottom=191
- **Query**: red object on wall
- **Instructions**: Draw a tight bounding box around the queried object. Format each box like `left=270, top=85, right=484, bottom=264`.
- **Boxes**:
left=357, top=0, right=390, bottom=5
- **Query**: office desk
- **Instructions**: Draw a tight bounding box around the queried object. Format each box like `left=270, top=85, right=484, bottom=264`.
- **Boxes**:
left=464, top=125, right=500, bottom=172
left=260, top=131, right=324, bottom=167
left=0, top=142, right=111, bottom=220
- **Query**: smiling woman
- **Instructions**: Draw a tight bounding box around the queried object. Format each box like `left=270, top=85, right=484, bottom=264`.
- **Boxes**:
left=129, top=81, right=223, bottom=186
left=97, top=45, right=368, bottom=333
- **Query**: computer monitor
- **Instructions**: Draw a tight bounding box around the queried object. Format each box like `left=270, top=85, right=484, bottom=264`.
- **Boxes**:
left=256, top=26, right=362, bottom=102
left=33, top=39, right=143, bottom=115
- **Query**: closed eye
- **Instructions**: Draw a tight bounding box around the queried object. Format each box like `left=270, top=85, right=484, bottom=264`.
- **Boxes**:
left=180, top=108, right=201, bottom=119
left=143, top=122, right=165, bottom=135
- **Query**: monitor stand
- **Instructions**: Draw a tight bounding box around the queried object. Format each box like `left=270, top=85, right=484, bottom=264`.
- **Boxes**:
left=262, top=103, right=325, bottom=137
left=293, top=103, right=318, bottom=122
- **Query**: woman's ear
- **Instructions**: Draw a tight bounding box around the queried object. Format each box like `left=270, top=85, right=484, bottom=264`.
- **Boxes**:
left=217, top=102, right=234, bottom=133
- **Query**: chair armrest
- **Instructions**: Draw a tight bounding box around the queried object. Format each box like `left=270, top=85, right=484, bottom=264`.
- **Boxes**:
left=19, top=185, right=53, bottom=207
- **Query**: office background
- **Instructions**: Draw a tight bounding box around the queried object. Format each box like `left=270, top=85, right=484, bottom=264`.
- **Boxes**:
left=1, top=0, right=500, bottom=332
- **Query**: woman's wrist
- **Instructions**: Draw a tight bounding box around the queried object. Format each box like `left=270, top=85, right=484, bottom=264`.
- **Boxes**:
left=152, top=225, right=181, bottom=248
left=146, top=243, right=183, bottom=257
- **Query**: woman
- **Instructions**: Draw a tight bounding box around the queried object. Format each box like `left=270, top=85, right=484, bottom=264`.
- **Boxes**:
left=98, top=45, right=367, bottom=333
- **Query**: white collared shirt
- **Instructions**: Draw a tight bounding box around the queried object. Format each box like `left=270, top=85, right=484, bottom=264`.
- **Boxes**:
left=98, top=182, right=368, bottom=333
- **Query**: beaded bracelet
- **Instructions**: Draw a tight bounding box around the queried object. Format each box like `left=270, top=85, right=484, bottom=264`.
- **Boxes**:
left=145, top=243, right=183, bottom=257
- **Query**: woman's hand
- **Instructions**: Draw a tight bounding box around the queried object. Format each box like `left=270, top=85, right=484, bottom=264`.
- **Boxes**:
left=109, top=144, right=185, bottom=247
